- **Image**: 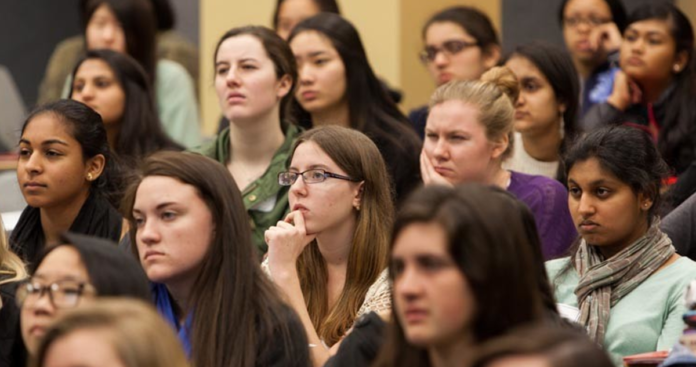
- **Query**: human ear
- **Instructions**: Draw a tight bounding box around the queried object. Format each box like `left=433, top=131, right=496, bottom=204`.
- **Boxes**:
left=482, top=45, right=502, bottom=70
left=352, top=181, right=365, bottom=211
left=276, top=74, right=293, bottom=99
left=85, top=154, right=106, bottom=181
left=490, top=133, right=509, bottom=160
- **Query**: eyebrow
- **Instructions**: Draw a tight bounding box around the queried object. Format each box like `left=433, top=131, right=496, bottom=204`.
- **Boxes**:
left=568, top=178, right=613, bottom=186
left=32, top=274, right=84, bottom=282
left=520, top=76, right=539, bottom=83
left=288, top=164, right=331, bottom=171
left=19, top=138, right=69, bottom=147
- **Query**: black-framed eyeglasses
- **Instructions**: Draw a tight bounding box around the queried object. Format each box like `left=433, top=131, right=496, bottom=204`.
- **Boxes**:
left=563, top=16, right=611, bottom=28
left=278, top=169, right=360, bottom=186
left=419, top=40, right=479, bottom=63
left=16, top=279, right=95, bottom=309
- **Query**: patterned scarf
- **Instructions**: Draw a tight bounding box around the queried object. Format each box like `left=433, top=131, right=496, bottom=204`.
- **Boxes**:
left=573, top=221, right=675, bottom=344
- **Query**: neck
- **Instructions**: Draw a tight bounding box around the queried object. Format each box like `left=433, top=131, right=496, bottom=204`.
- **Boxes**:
left=315, top=215, right=357, bottom=267
left=485, top=163, right=511, bottom=190
left=310, top=102, right=350, bottom=128
left=428, top=333, right=475, bottom=367
left=228, top=110, right=285, bottom=164
left=40, top=189, right=90, bottom=245
left=573, top=58, right=598, bottom=79
left=521, top=128, right=562, bottom=162
left=105, top=125, right=120, bottom=151
left=640, top=78, right=673, bottom=104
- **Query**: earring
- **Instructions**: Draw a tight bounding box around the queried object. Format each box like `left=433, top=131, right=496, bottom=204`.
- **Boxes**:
left=87, top=173, right=93, bottom=181
left=674, top=64, right=682, bottom=73
left=354, top=204, right=361, bottom=212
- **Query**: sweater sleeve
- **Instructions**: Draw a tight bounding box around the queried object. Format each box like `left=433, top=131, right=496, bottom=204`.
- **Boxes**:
left=657, top=280, right=690, bottom=351
left=581, top=102, right=625, bottom=131
left=155, top=60, right=202, bottom=148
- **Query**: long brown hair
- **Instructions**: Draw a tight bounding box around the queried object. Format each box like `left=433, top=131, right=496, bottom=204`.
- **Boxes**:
left=373, top=184, right=546, bottom=367
left=121, top=151, right=309, bottom=367
left=292, top=126, right=394, bottom=346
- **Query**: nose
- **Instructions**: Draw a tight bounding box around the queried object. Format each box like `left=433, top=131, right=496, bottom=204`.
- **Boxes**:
left=630, top=38, right=645, bottom=54
left=77, top=84, right=95, bottom=102
left=431, top=138, right=449, bottom=161
left=138, top=218, right=161, bottom=246
left=225, top=66, right=242, bottom=87
left=289, top=174, right=308, bottom=198
left=433, top=50, right=449, bottom=67
left=577, top=193, right=596, bottom=217
left=27, top=288, right=55, bottom=314
left=298, top=63, right=315, bottom=86
left=515, top=92, right=526, bottom=108
left=395, top=265, right=424, bottom=301
left=23, top=151, right=42, bottom=176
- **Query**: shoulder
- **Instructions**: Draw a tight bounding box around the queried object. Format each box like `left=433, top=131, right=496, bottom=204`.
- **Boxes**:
left=155, top=60, right=194, bottom=89
left=357, top=269, right=392, bottom=318
left=509, top=171, right=568, bottom=207
left=545, top=257, right=572, bottom=280
left=188, top=128, right=230, bottom=163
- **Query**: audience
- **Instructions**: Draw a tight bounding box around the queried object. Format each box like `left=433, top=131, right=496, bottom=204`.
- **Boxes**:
left=192, top=25, right=300, bottom=254
left=288, top=13, right=421, bottom=204
left=32, top=298, right=188, bottom=367
left=264, top=126, right=393, bottom=366
left=63, top=0, right=201, bottom=148
left=503, top=42, right=579, bottom=181
left=372, top=184, right=547, bottom=367
left=559, top=0, right=626, bottom=119
left=10, top=100, right=124, bottom=266
left=409, top=6, right=501, bottom=140
left=18, top=232, right=150, bottom=360
left=0, top=218, right=27, bottom=367
left=123, top=151, right=310, bottom=367
left=421, top=67, right=576, bottom=259
left=70, top=49, right=183, bottom=168
left=547, top=126, right=696, bottom=365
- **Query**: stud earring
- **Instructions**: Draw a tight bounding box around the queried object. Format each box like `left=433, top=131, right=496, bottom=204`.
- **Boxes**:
left=87, top=173, right=93, bottom=181
left=674, top=64, right=682, bottom=73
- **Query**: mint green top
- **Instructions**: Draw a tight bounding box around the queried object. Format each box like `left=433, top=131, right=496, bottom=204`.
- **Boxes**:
left=190, top=123, right=301, bottom=255
left=547, top=256, right=696, bottom=366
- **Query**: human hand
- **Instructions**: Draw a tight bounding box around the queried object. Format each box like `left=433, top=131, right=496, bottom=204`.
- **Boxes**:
left=265, top=210, right=317, bottom=273
left=589, top=22, right=622, bottom=55
left=420, top=149, right=453, bottom=187
left=607, top=70, right=642, bottom=111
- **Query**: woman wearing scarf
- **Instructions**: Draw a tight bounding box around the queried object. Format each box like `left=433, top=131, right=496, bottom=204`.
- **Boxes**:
left=10, top=100, right=124, bottom=269
left=547, top=126, right=696, bottom=366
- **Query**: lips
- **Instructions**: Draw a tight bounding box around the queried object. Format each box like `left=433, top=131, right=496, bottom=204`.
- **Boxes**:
left=226, top=92, right=246, bottom=104
left=514, top=110, right=528, bottom=120
left=143, top=250, right=165, bottom=261
left=23, top=182, right=47, bottom=192
left=29, top=325, right=47, bottom=337
left=625, top=56, right=644, bottom=66
left=576, top=40, right=592, bottom=52
left=438, top=73, right=453, bottom=84
left=403, top=307, right=428, bottom=323
left=579, top=220, right=600, bottom=232
left=300, top=90, right=318, bottom=101
left=292, top=203, right=309, bottom=213
left=434, top=166, right=454, bottom=176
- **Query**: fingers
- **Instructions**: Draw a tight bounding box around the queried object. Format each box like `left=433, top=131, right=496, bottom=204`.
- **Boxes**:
left=420, top=150, right=433, bottom=184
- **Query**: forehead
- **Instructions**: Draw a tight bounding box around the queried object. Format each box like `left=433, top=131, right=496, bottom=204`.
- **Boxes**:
left=35, top=246, right=88, bottom=282
left=76, top=59, right=116, bottom=78
left=563, top=0, right=611, bottom=17
left=290, top=141, right=343, bottom=171
left=21, top=113, right=77, bottom=143
left=216, top=35, right=270, bottom=62
left=425, top=21, right=475, bottom=43
left=427, top=100, right=484, bottom=132
left=279, top=0, right=321, bottom=17
left=506, top=55, right=548, bottom=82
left=91, top=3, right=118, bottom=21
left=290, top=30, right=336, bottom=55
left=392, top=222, right=449, bottom=257
left=626, top=19, right=672, bottom=35
left=133, top=175, right=204, bottom=210
left=568, top=157, right=620, bottom=183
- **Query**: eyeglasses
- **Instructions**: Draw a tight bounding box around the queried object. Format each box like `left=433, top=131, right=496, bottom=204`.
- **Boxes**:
left=278, top=169, right=360, bottom=186
left=419, top=40, right=479, bottom=63
left=564, top=16, right=611, bottom=28
left=16, top=279, right=94, bottom=309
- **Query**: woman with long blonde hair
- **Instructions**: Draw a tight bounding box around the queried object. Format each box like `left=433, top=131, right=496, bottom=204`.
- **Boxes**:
left=1, top=217, right=29, bottom=366
left=264, top=126, right=394, bottom=366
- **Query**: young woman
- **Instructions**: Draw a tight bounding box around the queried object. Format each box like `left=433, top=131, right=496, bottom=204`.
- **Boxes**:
left=372, top=184, right=547, bottom=367
left=70, top=49, right=183, bottom=167
left=33, top=299, right=188, bottom=367
left=0, top=218, right=27, bottom=367
left=273, top=0, right=340, bottom=40
left=581, top=3, right=696, bottom=208
left=264, top=126, right=394, bottom=366
left=67, top=0, right=200, bottom=147
left=472, top=324, right=614, bottom=367
left=421, top=67, right=576, bottom=259
left=10, top=100, right=123, bottom=266
left=192, top=26, right=300, bottom=254
left=547, top=126, right=696, bottom=364
left=18, top=232, right=151, bottom=358
left=409, top=6, right=501, bottom=139
left=289, top=13, right=421, bottom=203
left=559, top=0, right=626, bottom=118
left=503, top=41, right=579, bottom=181
left=123, top=151, right=310, bottom=367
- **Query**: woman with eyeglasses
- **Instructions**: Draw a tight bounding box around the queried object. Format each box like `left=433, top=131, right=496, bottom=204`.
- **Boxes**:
left=264, top=126, right=394, bottom=366
left=408, top=6, right=501, bottom=140
left=559, top=0, right=626, bottom=120
left=288, top=13, right=421, bottom=204
left=17, top=232, right=150, bottom=361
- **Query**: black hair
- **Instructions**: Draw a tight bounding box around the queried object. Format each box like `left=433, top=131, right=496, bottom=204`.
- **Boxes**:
left=373, top=184, right=546, bottom=367
left=21, top=100, right=123, bottom=204
left=272, top=0, right=341, bottom=30
left=557, top=0, right=627, bottom=33
left=507, top=41, right=580, bottom=181
left=69, top=49, right=183, bottom=166
left=31, top=232, right=150, bottom=301
left=288, top=13, right=422, bottom=202
left=627, top=3, right=696, bottom=176
left=83, top=0, right=157, bottom=84
left=564, top=125, right=670, bottom=223
left=214, top=26, right=298, bottom=129
left=422, top=6, right=499, bottom=54
left=150, top=0, right=175, bottom=31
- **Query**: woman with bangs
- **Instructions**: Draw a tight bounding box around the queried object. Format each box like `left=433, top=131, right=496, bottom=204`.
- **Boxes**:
left=264, top=126, right=394, bottom=366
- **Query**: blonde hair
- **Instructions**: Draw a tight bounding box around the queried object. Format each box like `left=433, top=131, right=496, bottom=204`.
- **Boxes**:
left=429, top=66, right=519, bottom=160
left=34, top=298, right=189, bottom=367
left=0, top=218, right=27, bottom=286
left=292, top=126, right=394, bottom=346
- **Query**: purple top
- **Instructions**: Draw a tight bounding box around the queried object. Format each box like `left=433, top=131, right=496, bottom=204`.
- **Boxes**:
left=508, top=171, right=577, bottom=259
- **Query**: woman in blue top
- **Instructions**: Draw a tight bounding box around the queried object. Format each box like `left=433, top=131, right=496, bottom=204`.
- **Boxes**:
left=547, top=126, right=696, bottom=365
left=123, top=151, right=310, bottom=367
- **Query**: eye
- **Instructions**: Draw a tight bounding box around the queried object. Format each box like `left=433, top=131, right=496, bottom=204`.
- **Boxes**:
left=425, top=132, right=438, bottom=140
left=95, top=80, right=112, bottom=88
left=314, top=58, right=329, bottom=66
left=523, top=81, right=538, bottom=92
left=133, top=216, right=145, bottom=227
left=309, top=170, right=325, bottom=180
left=240, top=63, right=258, bottom=71
left=648, top=37, right=664, bottom=46
left=72, top=82, right=85, bottom=93
left=568, top=186, right=581, bottom=198
left=624, top=33, right=638, bottom=42
left=419, top=256, right=446, bottom=272
left=18, top=148, right=31, bottom=157
left=448, top=135, right=467, bottom=142
left=390, top=259, right=405, bottom=277
left=596, top=187, right=611, bottom=198
left=161, top=211, right=177, bottom=221
left=216, top=66, right=229, bottom=76
left=45, top=150, right=62, bottom=158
